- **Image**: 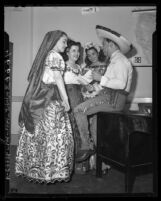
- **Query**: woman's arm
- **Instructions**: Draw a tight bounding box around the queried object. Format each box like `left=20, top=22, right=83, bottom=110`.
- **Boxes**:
left=53, top=70, right=70, bottom=111
left=77, top=70, right=93, bottom=85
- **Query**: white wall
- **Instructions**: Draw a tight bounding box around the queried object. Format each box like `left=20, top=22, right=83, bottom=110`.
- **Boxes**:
left=4, top=6, right=154, bottom=144
left=5, top=7, right=34, bottom=144
left=5, top=7, right=33, bottom=95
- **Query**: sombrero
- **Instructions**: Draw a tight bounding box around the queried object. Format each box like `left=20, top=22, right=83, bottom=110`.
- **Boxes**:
left=96, top=25, right=132, bottom=54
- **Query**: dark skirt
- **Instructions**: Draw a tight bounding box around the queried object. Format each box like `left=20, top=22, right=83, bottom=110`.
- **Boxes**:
left=66, top=84, right=84, bottom=155
left=66, top=84, right=83, bottom=110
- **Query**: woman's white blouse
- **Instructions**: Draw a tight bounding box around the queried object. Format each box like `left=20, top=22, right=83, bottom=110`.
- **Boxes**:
left=64, top=64, right=92, bottom=85
left=64, top=65, right=81, bottom=84
left=42, top=50, right=65, bottom=84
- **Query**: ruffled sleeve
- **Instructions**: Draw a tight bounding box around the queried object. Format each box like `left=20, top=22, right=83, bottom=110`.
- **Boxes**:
left=43, top=50, right=65, bottom=84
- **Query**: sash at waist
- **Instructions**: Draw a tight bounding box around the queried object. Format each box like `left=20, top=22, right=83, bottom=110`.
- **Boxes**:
left=19, top=81, right=61, bottom=133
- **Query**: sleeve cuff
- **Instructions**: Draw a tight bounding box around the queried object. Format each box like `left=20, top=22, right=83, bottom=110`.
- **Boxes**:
left=100, top=76, right=109, bottom=87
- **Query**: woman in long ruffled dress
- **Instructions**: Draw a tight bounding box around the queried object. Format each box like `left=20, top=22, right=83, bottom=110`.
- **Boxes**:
left=15, top=30, right=74, bottom=183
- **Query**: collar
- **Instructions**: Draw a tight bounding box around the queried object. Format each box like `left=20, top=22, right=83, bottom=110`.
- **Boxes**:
left=110, top=50, right=120, bottom=62
left=66, top=63, right=80, bottom=75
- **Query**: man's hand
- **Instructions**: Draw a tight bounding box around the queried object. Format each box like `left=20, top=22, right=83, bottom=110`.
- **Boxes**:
left=92, top=71, right=102, bottom=82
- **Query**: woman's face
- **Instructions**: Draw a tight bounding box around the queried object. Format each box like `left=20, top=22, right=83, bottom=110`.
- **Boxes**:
left=86, top=48, right=99, bottom=63
left=67, top=45, right=80, bottom=62
left=55, top=34, right=68, bottom=53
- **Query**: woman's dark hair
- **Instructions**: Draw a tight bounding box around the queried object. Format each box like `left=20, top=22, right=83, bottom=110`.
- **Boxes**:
left=85, top=46, right=106, bottom=66
left=28, top=30, right=67, bottom=82
left=61, top=38, right=82, bottom=65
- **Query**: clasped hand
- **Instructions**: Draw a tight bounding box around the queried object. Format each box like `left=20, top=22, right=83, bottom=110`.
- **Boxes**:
left=62, top=100, right=70, bottom=112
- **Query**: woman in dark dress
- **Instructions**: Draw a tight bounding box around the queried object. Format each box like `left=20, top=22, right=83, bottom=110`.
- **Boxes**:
left=63, top=39, right=93, bottom=173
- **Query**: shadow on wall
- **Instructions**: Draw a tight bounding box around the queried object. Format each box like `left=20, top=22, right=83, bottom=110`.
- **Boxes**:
left=125, top=45, right=138, bottom=110
left=130, top=68, right=138, bottom=99
left=125, top=45, right=137, bottom=59
left=125, top=68, right=138, bottom=111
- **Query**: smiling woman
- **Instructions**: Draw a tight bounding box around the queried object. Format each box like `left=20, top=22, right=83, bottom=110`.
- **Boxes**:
left=82, top=42, right=107, bottom=100
left=15, top=30, right=75, bottom=184
left=62, top=39, right=96, bottom=173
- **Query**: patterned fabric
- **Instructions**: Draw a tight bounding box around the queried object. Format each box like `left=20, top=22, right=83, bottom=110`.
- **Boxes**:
left=64, top=66, right=81, bottom=84
left=15, top=101, right=74, bottom=183
left=19, top=51, right=66, bottom=133
left=45, top=50, right=65, bottom=71
left=76, top=88, right=119, bottom=114
left=66, top=63, right=82, bottom=75
left=81, top=64, right=107, bottom=100
left=42, top=50, right=65, bottom=84
left=82, top=64, right=107, bottom=76
left=16, top=50, right=74, bottom=183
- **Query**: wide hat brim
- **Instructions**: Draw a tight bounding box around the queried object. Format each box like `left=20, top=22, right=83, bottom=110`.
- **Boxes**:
left=96, top=25, right=132, bottom=54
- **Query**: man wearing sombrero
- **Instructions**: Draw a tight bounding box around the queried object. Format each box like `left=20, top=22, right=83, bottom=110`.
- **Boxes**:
left=74, top=25, right=133, bottom=162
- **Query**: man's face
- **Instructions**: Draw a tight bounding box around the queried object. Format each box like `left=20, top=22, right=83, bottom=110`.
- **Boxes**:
left=102, top=39, right=109, bottom=56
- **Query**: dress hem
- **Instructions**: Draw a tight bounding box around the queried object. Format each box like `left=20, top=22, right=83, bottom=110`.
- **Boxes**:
left=15, top=172, right=71, bottom=184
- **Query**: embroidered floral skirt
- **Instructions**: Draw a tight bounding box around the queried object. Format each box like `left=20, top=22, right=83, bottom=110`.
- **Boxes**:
left=15, top=101, right=74, bottom=183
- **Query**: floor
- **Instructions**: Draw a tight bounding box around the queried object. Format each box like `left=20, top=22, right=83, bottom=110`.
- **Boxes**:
left=8, top=145, right=154, bottom=197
